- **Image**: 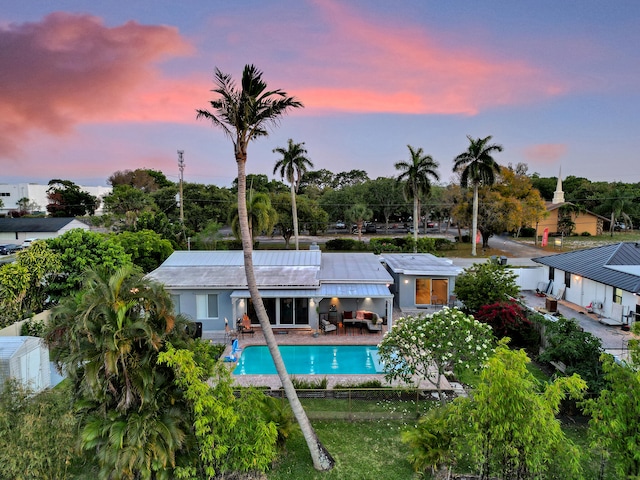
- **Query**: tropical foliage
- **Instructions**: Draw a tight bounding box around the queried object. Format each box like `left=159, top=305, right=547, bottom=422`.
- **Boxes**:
left=378, top=308, right=495, bottom=403
left=454, top=261, right=520, bottom=313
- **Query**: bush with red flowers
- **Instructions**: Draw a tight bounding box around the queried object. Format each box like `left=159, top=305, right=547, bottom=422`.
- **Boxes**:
left=475, top=300, right=537, bottom=349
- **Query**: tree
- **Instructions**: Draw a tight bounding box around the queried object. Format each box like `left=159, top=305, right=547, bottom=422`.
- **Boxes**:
left=46, top=179, right=98, bottom=217
left=44, top=266, right=194, bottom=479
left=346, top=203, right=372, bottom=242
left=0, top=241, right=61, bottom=324
left=395, top=145, right=440, bottom=252
left=229, top=191, right=278, bottom=241
left=475, top=300, right=535, bottom=349
left=46, top=229, right=132, bottom=301
left=378, top=308, right=495, bottom=403
left=365, top=177, right=405, bottom=232
left=583, top=355, right=640, bottom=478
left=453, top=136, right=503, bottom=256
left=108, top=168, right=168, bottom=192
left=196, top=64, right=334, bottom=470
left=113, top=229, right=174, bottom=272
left=273, top=138, right=314, bottom=250
left=454, top=260, right=520, bottom=314
left=450, top=343, right=587, bottom=479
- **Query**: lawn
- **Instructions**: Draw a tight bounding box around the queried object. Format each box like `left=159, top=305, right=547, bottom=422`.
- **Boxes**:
left=267, top=420, right=419, bottom=480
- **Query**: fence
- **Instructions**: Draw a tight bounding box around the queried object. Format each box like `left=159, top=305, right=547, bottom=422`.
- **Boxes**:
left=264, top=388, right=450, bottom=420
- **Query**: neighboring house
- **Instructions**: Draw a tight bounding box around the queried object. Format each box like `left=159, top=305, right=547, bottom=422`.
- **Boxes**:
left=0, top=217, right=89, bottom=243
left=535, top=171, right=608, bottom=238
left=380, top=253, right=462, bottom=310
left=146, top=249, right=394, bottom=333
left=532, top=242, right=640, bottom=324
left=0, top=183, right=111, bottom=216
left=0, top=337, right=51, bottom=393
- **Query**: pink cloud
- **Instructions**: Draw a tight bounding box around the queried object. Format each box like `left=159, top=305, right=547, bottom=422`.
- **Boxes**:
left=248, top=0, right=568, bottom=116
left=523, top=144, right=568, bottom=164
left=0, top=12, right=192, bottom=156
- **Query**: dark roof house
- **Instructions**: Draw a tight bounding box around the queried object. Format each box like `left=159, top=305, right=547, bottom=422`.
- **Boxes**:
left=532, top=242, right=640, bottom=324
left=0, top=217, right=89, bottom=243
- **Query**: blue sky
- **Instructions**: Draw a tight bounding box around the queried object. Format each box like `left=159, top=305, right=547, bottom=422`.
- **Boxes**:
left=2, top=1, right=639, bottom=187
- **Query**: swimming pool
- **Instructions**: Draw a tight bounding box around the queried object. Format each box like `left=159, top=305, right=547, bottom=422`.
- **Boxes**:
left=233, top=345, right=384, bottom=375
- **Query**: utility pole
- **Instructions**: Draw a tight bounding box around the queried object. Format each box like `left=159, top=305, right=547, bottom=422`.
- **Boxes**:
left=177, top=150, right=185, bottom=223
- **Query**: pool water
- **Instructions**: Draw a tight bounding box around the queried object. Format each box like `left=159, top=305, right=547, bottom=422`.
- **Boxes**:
left=233, top=345, right=384, bottom=375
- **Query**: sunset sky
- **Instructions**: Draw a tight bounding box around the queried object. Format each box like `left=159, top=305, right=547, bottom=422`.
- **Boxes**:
left=2, top=1, right=639, bottom=188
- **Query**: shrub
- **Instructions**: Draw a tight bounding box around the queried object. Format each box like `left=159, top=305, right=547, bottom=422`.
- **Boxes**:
left=20, top=316, right=46, bottom=337
left=332, top=379, right=384, bottom=389
left=519, top=227, right=537, bottom=237
left=454, top=261, right=520, bottom=314
left=369, top=238, right=403, bottom=254
left=580, top=231, right=591, bottom=236
left=475, top=300, right=537, bottom=349
left=455, top=234, right=471, bottom=243
left=434, top=238, right=455, bottom=251
left=324, top=238, right=366, bottom=251
left=290, top=376, right=328, bottom=389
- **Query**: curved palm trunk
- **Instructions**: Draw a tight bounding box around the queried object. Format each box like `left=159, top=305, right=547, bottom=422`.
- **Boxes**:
left=471, top=185, right=479, bottom=256
left=413, top=197, right=419, bottom=253
left=291, top=183, right=299, bottom=250
left=236, top=152, right=334, bottom=471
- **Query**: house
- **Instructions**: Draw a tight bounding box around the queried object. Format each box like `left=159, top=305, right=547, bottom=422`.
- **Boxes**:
left=0, top=217, right=89, bottom=243
left=532, top=242, right=640, bottom=325
left=146, top=249, right=395, bottom=333
left=0, top=337, right=51, bottom=393
left=535, top=171, right=608, bottom=238
left=380, top=253, right=462, bottom=311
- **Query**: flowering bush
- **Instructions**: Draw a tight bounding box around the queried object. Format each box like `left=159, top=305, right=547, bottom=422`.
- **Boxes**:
left=475, top=300, right=536, bottom=348
left=378, top=307, right=495, bottom=402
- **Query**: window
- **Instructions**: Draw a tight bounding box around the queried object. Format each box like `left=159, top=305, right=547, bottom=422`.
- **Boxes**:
left=613, top=287, right=623, bottom=304
left=170, top=294, right=180, bottom=314
left=549, top=268, right=555, bottom=281
left=564, top=271, right=571, bottom=288
left=196, top=294, right=218, bottom=319
left=295, top=298, right=309, bottom=325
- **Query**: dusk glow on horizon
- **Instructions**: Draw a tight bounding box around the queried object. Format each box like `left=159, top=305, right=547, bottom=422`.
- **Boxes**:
left=2, top=1, right=639, bottom=187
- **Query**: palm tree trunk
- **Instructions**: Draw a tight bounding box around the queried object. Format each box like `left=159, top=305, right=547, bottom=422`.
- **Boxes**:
left=413, top=197, right=419, bottom=253
left=291, top=183, right=299, bottom=250
left=236, top=152, right=334, bottom=471
left=471, top=185, right=479, bottom=256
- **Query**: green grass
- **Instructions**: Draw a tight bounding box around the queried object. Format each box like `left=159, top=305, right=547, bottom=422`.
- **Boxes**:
left=267, top=420, right=420, bottom=480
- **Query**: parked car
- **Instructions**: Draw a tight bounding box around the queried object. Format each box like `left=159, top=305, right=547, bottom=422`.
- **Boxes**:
left=335, top=220, right=346, bottom=229
left=21, top=238, right=38, bottom=248
left=364, top=223, right=377, bottom=233
left=0, top=244, right=20, bottom=255
left=614, top=223, right=627, bottom=231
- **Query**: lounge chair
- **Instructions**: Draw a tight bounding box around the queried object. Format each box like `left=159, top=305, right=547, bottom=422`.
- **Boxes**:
left=320, top=319, right=337, bottom=334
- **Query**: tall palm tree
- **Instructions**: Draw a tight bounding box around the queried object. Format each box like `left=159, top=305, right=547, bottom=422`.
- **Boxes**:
left=196, top=65, right=334, bottom=471
left=453, top=135, right=503, bottom=256
left=395, top=145, right=440, bottom=252
left=273, top=139, right=314, bottom=250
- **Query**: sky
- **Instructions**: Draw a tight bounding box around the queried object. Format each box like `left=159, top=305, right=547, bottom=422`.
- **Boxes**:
left=2, top=0, right=639, bottom=188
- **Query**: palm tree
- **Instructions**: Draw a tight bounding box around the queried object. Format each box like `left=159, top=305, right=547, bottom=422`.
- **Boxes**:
left=453, top=135, right=503, bottom=256
left=395, top=145, right=440, bottom=252
left=44, top=266, right=191, bottom=479
left=196, top=65, right=334, bottom=471
left=273, top=139, right=314, bottom=250
left=347, top=203, right=373, bottom=242
left=230, top=191, right=278, bottom=241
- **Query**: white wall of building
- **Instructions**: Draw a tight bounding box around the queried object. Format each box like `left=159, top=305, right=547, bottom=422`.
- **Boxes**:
left=0, top=183, right=111, bottom=216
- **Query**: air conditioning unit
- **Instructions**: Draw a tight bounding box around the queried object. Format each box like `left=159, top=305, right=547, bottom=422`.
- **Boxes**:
left=596, top=302, right=603, bottom=310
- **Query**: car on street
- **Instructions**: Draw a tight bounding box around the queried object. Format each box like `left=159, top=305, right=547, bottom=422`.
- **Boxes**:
left=0, top=244, right=20, bottom=255
left=21, top=238, right=38, bottom=247
left=335, top=220, right=346, bottom=229
left=364, top=223, right=377, bottom=233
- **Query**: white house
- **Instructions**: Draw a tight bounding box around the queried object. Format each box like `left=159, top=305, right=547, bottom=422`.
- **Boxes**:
left=0, top=337, right=51, bottom=393
left=0, top=183, right=111, bottom=216
left=0, top=217, right=89, bottom=244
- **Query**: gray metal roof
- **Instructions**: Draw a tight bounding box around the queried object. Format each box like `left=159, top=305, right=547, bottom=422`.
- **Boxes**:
left=381, top=253, right=462, bottom=277
left=318, top=253, right=393, bottom=283
left=230, top=283, right=392, bottom=299
left=0, top=217, right=85, bottom=233
left=160, top=250, right=321, bottom=267
left=0, top=336, right=32, bottom=360
left=532, top=242, right=640, bottom=293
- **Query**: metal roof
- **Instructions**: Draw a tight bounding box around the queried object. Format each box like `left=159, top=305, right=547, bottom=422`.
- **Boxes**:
left=318, top=252, right=393, bottom=283
left=381, top=253, right=462, bottom=277
left=230, top=283, right=392, bottom=299
left=532, top=242, right=640, bottom=293
left=160, top=250, right=321, bottom=267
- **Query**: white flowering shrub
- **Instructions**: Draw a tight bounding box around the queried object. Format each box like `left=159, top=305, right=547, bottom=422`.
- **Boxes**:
left=378, top=307, right=494, bottom=402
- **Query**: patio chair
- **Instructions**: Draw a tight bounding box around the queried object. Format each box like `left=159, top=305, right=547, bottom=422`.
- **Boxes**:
left=320, top=319, right=337, bottom=334
left=224, top=318, right=237, bottom=343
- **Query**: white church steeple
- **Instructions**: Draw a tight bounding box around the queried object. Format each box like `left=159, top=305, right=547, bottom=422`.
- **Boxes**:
left=552, top=167, right=565, bottom=204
